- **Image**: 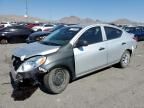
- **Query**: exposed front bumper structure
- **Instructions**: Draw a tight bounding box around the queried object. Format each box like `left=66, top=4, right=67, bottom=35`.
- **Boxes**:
left=10, top=56, right=47, bottom=85
left=11, top=66, right=40, bottom=84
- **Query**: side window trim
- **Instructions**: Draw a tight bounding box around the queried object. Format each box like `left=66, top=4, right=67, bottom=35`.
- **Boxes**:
left=101, top=26, right=107, bottom=41
left=76, top=26, right=103, bottom=45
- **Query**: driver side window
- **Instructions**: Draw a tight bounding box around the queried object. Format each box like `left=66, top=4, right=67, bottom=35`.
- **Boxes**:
left=78, top=27, right=103, bottom=45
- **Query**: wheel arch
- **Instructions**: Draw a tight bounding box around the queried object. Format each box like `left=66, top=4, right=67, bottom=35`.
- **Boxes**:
left=126, top=49, right=132, bottom=56
left=45, top=64, right=76, bottom=82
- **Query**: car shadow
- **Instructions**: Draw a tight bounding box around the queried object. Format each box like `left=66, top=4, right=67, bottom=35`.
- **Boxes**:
left=11, top=86, right=38, bottom=101
left=10, top=66, right=114, bottom=97
left=73, top=66, right=112, bottom=82
left=39, top=66, right=113, bottom=95
left=9, top=72, right=38, bottom=101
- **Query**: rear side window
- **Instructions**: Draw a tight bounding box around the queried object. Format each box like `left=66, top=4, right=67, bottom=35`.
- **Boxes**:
left=79, top=27, right=103, bottom=45
left=104, top=27, right=122, bottom=40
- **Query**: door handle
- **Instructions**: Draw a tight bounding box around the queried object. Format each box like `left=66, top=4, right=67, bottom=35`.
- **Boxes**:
left=99, top=47, right=105, bottom=51
left=122, top=42, right=126, bottom=45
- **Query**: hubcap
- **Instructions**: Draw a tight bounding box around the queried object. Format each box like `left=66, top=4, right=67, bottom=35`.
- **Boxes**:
left=122, top=53, right=130, bottom=65
left=52, top=69, right=66, bottom=87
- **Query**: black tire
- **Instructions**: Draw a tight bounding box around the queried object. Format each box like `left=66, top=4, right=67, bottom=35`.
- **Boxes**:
left=0, top=38, right=8, bottom=44
left=119, top=50, right=131, bottom=68
left=43, top=67, right=70, bottom=94
left=37, top=29, right=42, bottom=31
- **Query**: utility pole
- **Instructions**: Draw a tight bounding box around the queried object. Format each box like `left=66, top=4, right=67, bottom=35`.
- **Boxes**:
left=24, top=0, right=28, bottom=22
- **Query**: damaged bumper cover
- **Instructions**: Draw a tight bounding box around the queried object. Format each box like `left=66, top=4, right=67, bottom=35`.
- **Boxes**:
left=11, top=66, right=47, bottom=84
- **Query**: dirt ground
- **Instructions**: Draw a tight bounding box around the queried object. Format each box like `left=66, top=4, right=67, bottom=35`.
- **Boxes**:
left=0, top=42, right=144, bottom=108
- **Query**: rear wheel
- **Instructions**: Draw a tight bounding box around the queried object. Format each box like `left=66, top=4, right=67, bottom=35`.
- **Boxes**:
left=119, top=50, right=131, bottom=68
left=0, top=38, right=8, bottom=44
left=43, top=67, right=70, bottom=94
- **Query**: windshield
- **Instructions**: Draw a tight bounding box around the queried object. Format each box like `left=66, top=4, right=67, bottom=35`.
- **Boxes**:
left=125, top=27, right=143, bottom=33
left=125, top=27, right=136, bottom=33
left=40, top=27, right=82, bottom=46
left=49, top=25, right=65, bottom=32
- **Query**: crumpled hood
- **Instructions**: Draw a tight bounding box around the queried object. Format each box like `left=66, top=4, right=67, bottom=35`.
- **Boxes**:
left=13, top=42, right=60, bottom=60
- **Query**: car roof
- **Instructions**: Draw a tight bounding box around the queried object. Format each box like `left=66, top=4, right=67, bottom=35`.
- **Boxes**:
left=68, top=24, right=123, bottom=30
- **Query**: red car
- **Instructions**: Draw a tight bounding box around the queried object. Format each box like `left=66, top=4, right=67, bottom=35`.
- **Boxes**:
left=26, top=23, right=40, bottom=29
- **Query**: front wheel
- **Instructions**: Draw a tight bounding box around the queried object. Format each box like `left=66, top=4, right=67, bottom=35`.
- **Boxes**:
left=119, top=51, right=131, bottom=68
left=43, top=67, right=70, bottom=94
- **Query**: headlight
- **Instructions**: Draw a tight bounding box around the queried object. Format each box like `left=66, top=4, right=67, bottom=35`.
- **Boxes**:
left=17, top=56, right=46, bottom=72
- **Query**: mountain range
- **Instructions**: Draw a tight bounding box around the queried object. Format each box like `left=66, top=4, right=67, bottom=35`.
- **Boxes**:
left=0, top=15, right=143, bottom=25
left=59, top=16, right=144, bottom=25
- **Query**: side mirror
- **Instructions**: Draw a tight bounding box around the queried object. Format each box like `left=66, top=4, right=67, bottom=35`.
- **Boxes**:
left=75, top=40, right=88, bottom=48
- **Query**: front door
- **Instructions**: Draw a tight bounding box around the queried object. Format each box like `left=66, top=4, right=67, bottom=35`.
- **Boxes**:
left=73, top=26, right=107, bottom=77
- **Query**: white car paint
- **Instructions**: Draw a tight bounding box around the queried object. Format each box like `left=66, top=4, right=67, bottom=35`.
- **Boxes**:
left=32, top=24, right=56, bottom=31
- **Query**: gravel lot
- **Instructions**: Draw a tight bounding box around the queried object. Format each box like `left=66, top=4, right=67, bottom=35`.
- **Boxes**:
left=0, top=42, right=144, bottom=108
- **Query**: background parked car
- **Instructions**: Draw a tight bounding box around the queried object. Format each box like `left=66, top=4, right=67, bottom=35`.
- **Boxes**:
left=124, top=26, right=144, bottom=41
left=0, top=26, right=34, bottom=44
left=25, top=23, right=41, bottom=29
left=0, top=22, right=12, bottom=27
left=32, top=24, right=56, bottom=31
left=27, top=24, right=66, bottom=43
left=26, top=31, right=50, bottom=43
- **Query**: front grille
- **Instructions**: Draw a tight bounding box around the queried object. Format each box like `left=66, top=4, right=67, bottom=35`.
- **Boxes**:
left=12, top=56, right=23, bottom=71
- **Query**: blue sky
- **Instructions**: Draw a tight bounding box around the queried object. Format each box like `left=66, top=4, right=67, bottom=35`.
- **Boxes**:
left=0, top=0, right=143, bottom=22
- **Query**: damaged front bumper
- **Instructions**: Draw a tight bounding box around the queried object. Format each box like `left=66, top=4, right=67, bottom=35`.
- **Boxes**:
left=10, top=55, right=48, bottom=86
left=10, top=66, right=47, bottom=85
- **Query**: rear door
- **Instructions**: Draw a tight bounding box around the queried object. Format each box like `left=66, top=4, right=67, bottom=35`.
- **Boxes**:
left=73, top=26, right=107, bottom=77
left=103, top=26, right=125, bottom=64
